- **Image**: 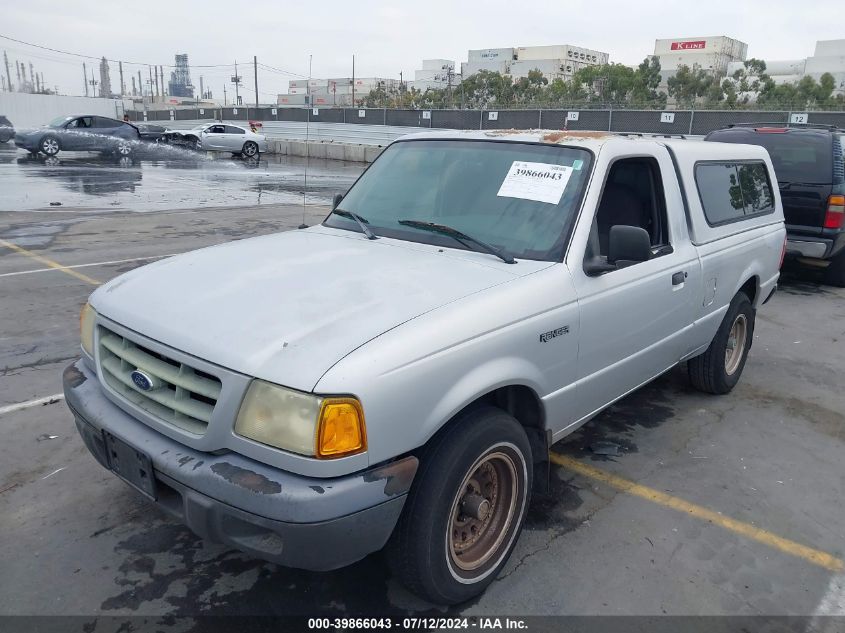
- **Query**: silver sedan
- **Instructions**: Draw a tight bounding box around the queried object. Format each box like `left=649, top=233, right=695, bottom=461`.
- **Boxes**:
left=165, top=123, right=268, bottom=156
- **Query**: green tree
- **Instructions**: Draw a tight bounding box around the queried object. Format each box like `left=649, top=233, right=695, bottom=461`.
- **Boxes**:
left=630, top=56, right=666, bottom=107
left=667, top=64, right=720, bottom=108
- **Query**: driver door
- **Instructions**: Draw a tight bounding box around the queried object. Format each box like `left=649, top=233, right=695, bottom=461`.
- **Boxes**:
left=63, top=117, right=94, bottom=150
left=202, top=125, right=226, bottom=150
left=568, top=152, right=700, bottom=423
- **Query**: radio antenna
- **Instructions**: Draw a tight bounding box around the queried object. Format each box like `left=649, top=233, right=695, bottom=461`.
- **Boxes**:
left=298, top=54, right=313, bottom=230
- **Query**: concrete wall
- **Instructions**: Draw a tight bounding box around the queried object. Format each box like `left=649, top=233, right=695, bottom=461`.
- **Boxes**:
left=0, top=92, right=131, bottom=129
left=269, top=139, right=384, bottom=163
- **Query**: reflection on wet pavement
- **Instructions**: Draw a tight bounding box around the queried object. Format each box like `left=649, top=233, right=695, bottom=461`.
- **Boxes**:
left=0, top=144, right=365, bottom=212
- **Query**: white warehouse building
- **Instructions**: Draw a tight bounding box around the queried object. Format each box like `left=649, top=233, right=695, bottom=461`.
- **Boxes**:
left=653, top=35, right=748, bottom=85
left=461, top=44, right=608, bottom=83
left=725, top=39, right=845, bottom=97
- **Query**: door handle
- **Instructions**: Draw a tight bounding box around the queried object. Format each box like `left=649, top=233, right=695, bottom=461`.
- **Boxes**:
left=672, top=271, right=687, bottom=286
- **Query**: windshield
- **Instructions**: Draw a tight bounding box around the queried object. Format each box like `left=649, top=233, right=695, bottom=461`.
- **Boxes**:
left=48, top=116, right=72, bottom=128
left=325, top=139, right=593, bottom=261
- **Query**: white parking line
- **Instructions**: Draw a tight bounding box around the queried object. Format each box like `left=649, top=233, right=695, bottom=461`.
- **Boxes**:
left=0, top=394, right=65, bottom=417
left=0, top=254, right=179, bottom=278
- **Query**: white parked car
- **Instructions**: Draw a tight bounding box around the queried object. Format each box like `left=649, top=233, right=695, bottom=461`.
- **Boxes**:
left=164, top=122, right=267, bottom=156
left=65, top=131, right=785, bottom=605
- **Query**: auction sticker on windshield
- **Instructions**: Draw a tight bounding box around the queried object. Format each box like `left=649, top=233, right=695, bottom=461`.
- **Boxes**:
left=497, top=161, right=574, bottom=205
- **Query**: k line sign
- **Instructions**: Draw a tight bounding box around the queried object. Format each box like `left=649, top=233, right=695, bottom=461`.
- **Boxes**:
left=671, top=41, right=706, bottom=50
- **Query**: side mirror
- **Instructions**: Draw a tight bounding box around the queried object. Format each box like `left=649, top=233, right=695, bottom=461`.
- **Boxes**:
left=607, top=225, right=651, bottom=266
left=332, top=193, right=344, bottom=210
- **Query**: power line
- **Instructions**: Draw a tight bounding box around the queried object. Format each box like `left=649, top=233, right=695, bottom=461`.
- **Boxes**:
left=257, top=62, right=307, bottom=78
left=0, top=33, right=236, bottom=68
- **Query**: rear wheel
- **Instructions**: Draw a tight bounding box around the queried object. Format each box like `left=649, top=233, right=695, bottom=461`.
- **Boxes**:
left=242, top=141, right=259, bottom=157
left=115, top=138, right=133, bottom=157
left=40, top=135, right=60, bottom=156
left=386, top=406, right=532, bottom=604
left=689, top=291, right=754, bottom=394
left=823, top=250, right=845, bottom=287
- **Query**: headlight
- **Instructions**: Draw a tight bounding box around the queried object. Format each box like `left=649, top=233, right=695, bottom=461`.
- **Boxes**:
left=235, top=380, right=366, bottom=459
left=80, top=303, right=97, bottom=357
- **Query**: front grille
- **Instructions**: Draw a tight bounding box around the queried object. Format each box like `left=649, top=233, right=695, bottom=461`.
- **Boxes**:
left=98, top=326, right=222, bottom=435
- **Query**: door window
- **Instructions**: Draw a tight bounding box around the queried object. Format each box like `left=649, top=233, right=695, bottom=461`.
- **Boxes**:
left=224, top=125, right=246, bottom=134
left=92, top=117, right=116, bottom=128
left=586, top=157, right=671, bottom=264
left=67, top=117, right=93, bottom=129
left=207, top=125, right=226, bottom=134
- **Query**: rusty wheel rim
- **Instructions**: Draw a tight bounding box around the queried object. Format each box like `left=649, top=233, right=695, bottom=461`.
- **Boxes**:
left=725, top=313, right=748, bottom=375
left=447, top=450, right=518, bottom=573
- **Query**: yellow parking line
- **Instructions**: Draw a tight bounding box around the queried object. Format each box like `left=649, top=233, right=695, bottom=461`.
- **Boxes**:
left=549, top=452, right=843, bottom=572
left=0, top=239, right=100, bottom=286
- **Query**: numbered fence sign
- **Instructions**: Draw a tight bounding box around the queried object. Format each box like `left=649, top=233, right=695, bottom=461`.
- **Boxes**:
left=790, top=113, right=808, bottom=124
left=313, top=108, right=319, bottom=116
left=660, top=112, right=675, bottom=123
left=232, top=108, right=238, bottom=115
left=271, top=108, right=277, bottom=115
left=199, top=108, right=205, bottom=115
left=488, top=111, right=499, bottom=121
left=422, top=111, right=431, bottom=120
left=358, top=110, right=366, bottom=118
left=566, top=111, right=580, bottom=121
left=169, top=110, right=175, bottom=120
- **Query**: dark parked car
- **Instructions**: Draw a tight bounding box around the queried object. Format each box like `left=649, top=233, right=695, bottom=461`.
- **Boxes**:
left=705, top=123, right=845, bottom=286
left=0, top=115, right=14, bottom=143
left=14, top=115, right=141, bottom=157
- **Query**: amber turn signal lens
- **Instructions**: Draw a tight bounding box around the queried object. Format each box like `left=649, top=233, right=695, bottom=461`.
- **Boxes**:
left=316, top=398, right=367, bottom=459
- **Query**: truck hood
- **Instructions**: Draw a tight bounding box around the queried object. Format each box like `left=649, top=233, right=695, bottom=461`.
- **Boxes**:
left=91, top=227, right=543, bottom=391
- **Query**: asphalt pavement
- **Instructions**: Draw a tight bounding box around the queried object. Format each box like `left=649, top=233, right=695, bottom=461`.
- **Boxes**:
left=0, top=142, right=844, bottom=631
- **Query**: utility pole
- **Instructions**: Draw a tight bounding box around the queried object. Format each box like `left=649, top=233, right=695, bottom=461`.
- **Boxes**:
left=119, top=61, right=125, bottom=97
left=83, top=62, right=88, bottom=96
left=4, top=51, right=12, bottom=92
left=231, top=60, right=241, bottom=105
left=137, top=71, right=142, bottom=98
left=352, top=54, right=355, bottom=107
left=15, top=60, right=21, bottom=90
left=149, top=66, right=155, bottom=102
left=29, top=63, right=35, bottom=91
left=253, top=56, right=259, bottom=108
left=199, top=76, right=204, bottom=100
left=160, top=65, right=165, bottom=97
left=154, top=66, right=159, bottom=99
left=223, top=84, right=227, bottom=106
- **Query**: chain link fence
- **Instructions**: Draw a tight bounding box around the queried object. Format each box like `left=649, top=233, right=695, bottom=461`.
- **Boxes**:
left=128, top=107, right=845, bottom=136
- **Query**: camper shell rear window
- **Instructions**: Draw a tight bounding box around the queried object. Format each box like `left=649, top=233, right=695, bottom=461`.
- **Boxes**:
left=694, top=161, right=776, bottom=226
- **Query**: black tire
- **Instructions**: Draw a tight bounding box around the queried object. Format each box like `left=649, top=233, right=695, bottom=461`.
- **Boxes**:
left=823, top=250, right=845, bottom=287
left=689, top=291, right=754, bottom=395
left=39, top=135, right=60, bottom=156
left=242, top=141, right=259, bottom=157
left=386, top=406, right=532, bottom=605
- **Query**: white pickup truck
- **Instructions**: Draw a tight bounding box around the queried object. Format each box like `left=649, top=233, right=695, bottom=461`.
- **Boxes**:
left=64, top=130, right=785, bottom=604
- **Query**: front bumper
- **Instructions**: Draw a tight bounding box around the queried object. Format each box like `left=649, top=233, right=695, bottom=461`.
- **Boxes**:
left=63, top=359, right=417, bottom=571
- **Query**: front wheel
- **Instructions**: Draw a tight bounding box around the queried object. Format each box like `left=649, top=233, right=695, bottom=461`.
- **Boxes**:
left=689, top=291, right=754, bottom=394
left=242, top=141, right=259, bottom=157
left=40, top=135, right=60, bottom=156
left=387, top=406, right=532, bottom=604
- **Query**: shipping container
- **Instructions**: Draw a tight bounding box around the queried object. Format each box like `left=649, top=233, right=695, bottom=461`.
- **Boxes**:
left=467, top=48, right=515, bottom=62
left=461, top=60, right=510, bottom=77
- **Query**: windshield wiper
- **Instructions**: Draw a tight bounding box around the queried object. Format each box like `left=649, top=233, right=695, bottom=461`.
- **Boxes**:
left=398, top=220, right=516, bottom=264
left=331, top=209, right=378, bottom=240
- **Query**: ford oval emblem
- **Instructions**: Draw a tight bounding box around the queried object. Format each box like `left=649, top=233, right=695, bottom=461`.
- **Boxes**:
left=131, top=369, right=155, bottom=391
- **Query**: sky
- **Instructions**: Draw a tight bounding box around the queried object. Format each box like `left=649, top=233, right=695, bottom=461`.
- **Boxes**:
left=2, top=0, right=843, bottom=101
